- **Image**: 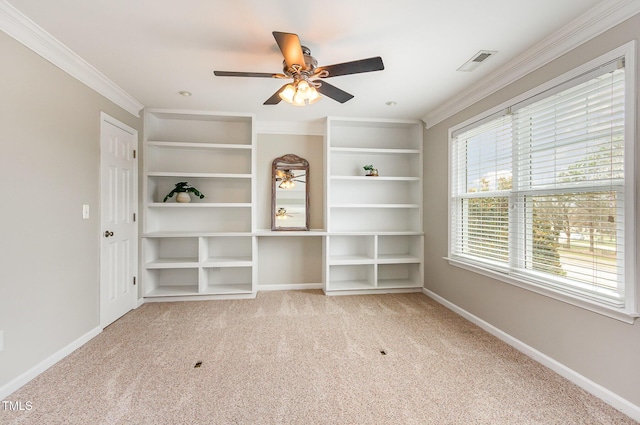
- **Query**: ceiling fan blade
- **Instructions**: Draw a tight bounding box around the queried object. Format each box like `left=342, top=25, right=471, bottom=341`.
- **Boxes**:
left=264, top=84, right=288, bottom=105
left=214, top=71, right=286, bottom=78
left=316, top=57, right=384, bottom=78
left=273, top=31, right=306, bottom=70
left=316, top=81, right=354, bottom=103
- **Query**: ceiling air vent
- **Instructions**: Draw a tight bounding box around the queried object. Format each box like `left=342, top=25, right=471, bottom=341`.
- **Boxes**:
left=457, top=50, right=497, bottom=72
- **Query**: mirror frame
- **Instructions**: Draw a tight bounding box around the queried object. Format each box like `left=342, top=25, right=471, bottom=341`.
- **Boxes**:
left=271, top=154, right=310, bottom=231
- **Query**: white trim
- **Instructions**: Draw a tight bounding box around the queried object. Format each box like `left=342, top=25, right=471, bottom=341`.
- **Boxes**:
left=0, top=326, right=101, bottom=400
left=0, top=0, right=144, bottom=117
left=256, top=121, right=326, bottom=136
left=423, top=0, right=640, bottom=129
left=422, top=288, right=640, bottom=422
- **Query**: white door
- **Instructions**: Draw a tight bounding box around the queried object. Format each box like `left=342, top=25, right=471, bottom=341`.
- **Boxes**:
left=100, top=112, right=138, bottom=328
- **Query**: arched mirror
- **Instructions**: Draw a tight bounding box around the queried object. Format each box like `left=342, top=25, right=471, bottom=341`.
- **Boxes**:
left=272, top=154, right=309, bottom=231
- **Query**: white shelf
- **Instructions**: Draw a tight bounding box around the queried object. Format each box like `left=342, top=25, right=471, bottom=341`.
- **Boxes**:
left=377, top=278, right=422, bottom=289
left=146, top=260, right=199, bottom=269
left=331, top=176, right=420, bottom=181
left=326, top=280, right=376, bottom=291
left=331, top=204, right=420, bottom=209
left=199, top=284, right=253, bottom=295
left=142, top=109, right=256, bottom=298
left=201, top=257, right=253, bottom=267
left=147, top=141, right=252, bottom=150
left=147, top=203, right=252, bottom=208
left=147, top=172, right=252, bottom=179
left=377, top=254, right=421, bottom=263
left=145, top=285, right=200, bottom=297
left=330, top=147, right=420, bottom=155
left=326, top=117, right=423, bottom=293
left=329, top=255, right=375, bottom=265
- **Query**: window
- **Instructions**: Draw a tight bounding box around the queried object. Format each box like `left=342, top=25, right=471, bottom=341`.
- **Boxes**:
left=449, top=45, right=637, bottom=321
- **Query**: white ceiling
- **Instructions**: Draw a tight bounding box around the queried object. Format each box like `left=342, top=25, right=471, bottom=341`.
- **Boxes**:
left=7, top=0, right=607, bottom=123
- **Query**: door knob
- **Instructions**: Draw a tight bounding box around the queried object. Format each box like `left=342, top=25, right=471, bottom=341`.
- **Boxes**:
left=104, top=231, right=114, bottom=237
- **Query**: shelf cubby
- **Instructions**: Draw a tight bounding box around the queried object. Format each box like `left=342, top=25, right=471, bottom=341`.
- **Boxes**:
left=329, top=207, right=421, bottom=233
left=330, top=178, right=421, bottom=205
left=200, top=266, right=253, bottom=294
left=377, top=263, right=422, bottom=288
left=145, top=111, right=253, bottom=145
left=147, top=175, right=252, bottom=204
left=144, top=237, right=199, bottom=267
left=146, top=144, right=252, bottom=175
left=329, top=150, right=421, bottom=178
left=328, top=235, right=375, bottom=264
left=328, top=118, right=422, bottom=150
left=145, top=207, right=252, bottom=234
left=377, top=235, right=423, bottom=263
left=327, top=264, right=376, bottom=291
left=200, top=236, right=253, bottom=266
left=144, top=268, right=200, bottom=297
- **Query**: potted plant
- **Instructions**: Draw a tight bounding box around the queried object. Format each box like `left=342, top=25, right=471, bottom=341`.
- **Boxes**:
left=163, top=182, right=205, bottom=203
left=363, top=164, right=378, bottom=176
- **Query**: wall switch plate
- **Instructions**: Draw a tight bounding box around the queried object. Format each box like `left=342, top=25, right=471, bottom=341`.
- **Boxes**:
left=82, top=204, right=90, bottom=219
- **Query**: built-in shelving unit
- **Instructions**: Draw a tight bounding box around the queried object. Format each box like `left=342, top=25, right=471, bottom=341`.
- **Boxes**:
left=140, top=112, right=423, bottom=299
left=142, top=109, right=256, bottom=299
left=325, top=117, right=424, bottom=294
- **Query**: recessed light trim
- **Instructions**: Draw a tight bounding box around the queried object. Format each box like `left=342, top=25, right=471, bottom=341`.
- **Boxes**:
left=385, top=101, right=397, bottom=106
left=179, top=91, right=192, bottom=97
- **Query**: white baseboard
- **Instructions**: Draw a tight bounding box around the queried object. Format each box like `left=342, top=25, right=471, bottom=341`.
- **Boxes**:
left=0, top=326, right=102, bottom=400
left=422, top=288, right=640, bottom=422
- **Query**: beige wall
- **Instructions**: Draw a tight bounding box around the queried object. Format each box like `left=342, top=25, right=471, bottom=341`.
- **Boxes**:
left=0, top=32, right=141, bottom=388
left=256, top=133, right=324, bottom=231
left=423, top=15, right=640, bottom=407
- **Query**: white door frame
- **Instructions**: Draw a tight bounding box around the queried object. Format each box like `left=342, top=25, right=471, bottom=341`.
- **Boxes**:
left=99, top=112, right=139, bottom=328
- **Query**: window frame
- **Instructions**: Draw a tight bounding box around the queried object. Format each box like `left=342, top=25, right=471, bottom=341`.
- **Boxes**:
left=447, top=42, right=637, bottom=323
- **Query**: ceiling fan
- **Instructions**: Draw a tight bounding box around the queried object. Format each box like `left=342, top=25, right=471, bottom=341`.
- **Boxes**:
left=275, top=169, right=305, bottom=189
left=214, top=31, right=384, bottom=106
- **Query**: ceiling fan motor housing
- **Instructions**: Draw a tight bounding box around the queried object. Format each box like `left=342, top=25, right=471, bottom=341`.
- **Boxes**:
left=282, top=46, right=318, bottom=76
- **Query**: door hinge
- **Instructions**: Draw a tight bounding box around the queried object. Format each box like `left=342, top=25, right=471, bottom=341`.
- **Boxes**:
left=133, top=149, right=136, bottom=159
left=133, top=276, right=136, bottom=286
left=133, top=213, right=136, bottom=222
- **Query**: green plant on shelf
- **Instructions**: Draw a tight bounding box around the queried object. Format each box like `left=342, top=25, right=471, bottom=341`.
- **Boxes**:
left=363, top=164, right=378, bottom=176
left=163, top=182, right=205, bottom=202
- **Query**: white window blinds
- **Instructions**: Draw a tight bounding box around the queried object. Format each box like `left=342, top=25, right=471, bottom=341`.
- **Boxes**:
left=450, top=54, right=632, bottom=312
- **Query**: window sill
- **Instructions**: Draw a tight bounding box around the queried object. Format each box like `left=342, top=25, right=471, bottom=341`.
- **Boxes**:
left=445, top=256, right=638, bottom=324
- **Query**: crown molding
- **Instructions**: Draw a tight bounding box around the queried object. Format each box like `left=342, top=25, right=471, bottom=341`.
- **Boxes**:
left=0, top=0, right=144, bottom=117
left=423, top=0, right=640, bottom=129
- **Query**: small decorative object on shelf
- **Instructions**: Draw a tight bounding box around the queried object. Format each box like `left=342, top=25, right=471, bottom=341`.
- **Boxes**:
left=363, top=164, right=378, bottom=176
left=163, top=182, right=205, bottom=203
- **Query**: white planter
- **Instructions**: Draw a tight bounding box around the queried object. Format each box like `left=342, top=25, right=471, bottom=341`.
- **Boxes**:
left=176, top=192, right=191, bottom=203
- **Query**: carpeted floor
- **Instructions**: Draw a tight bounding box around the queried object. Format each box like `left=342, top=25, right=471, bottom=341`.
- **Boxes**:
left=1, top=290, right=637, bottom=424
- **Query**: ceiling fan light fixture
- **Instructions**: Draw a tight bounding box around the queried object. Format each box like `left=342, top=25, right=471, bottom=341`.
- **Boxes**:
left=280, top=79, right=321, bottom=106
left=279, top=84, right=296, bottom=103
